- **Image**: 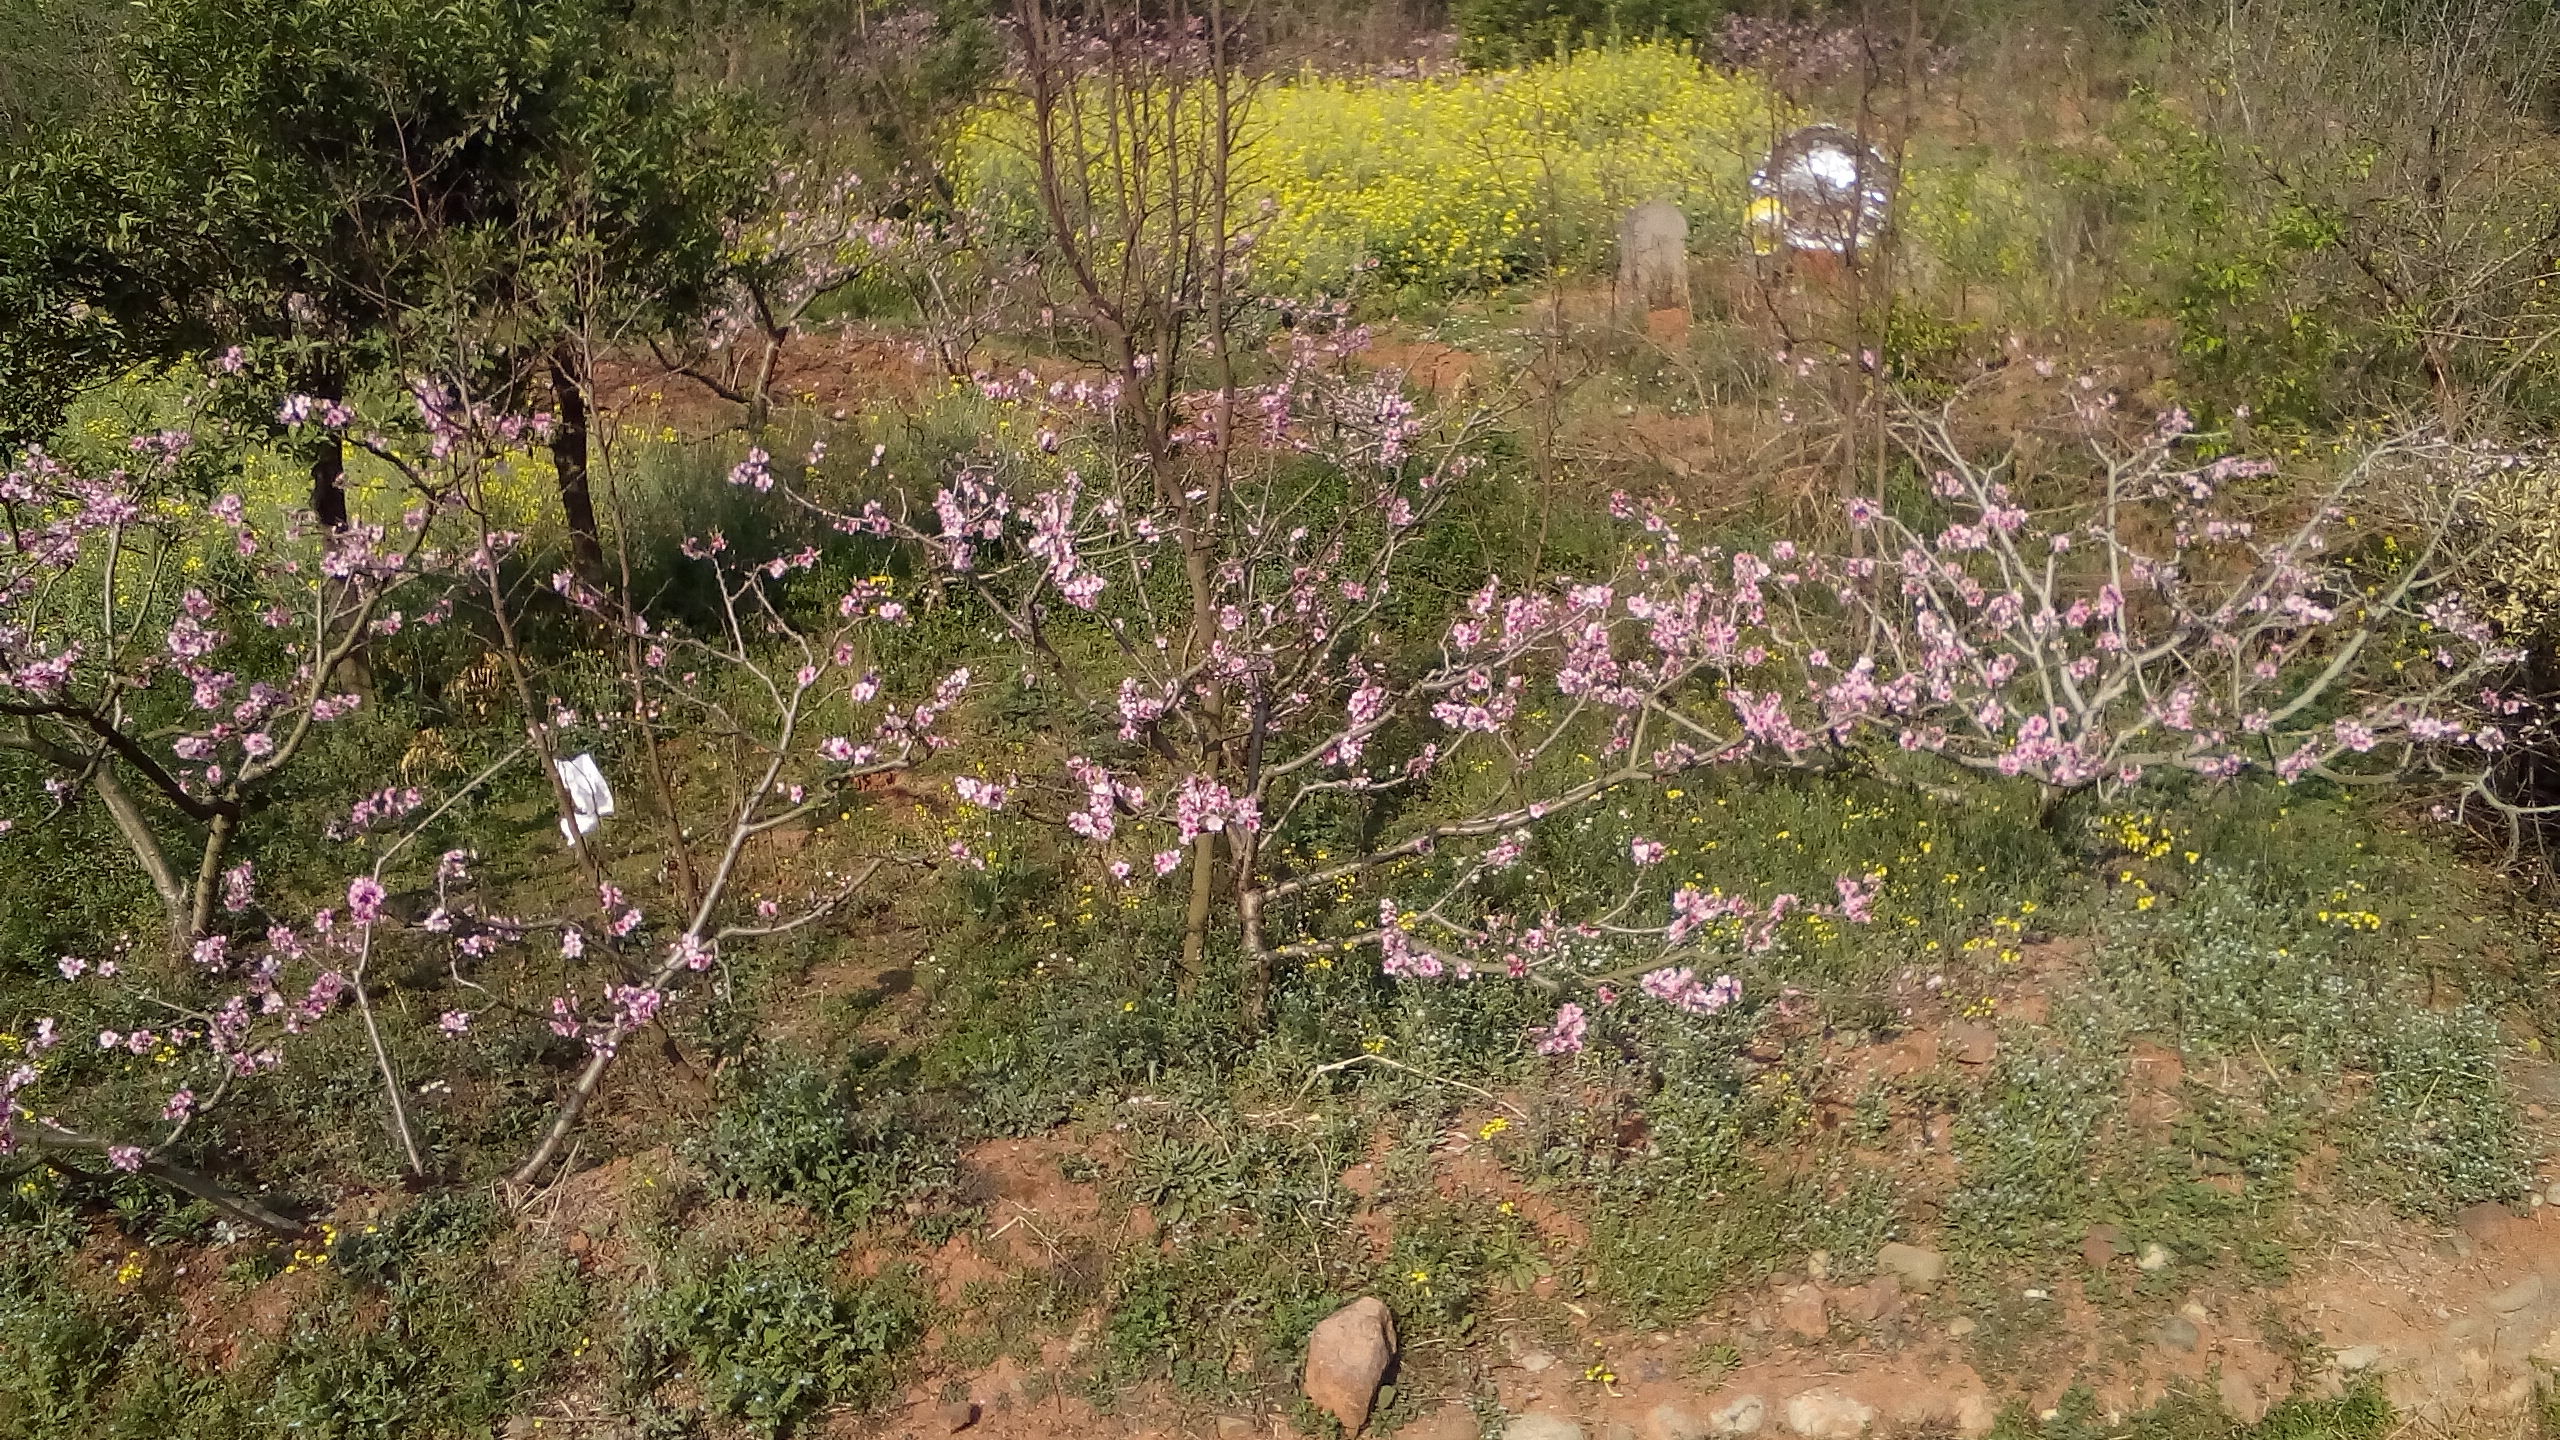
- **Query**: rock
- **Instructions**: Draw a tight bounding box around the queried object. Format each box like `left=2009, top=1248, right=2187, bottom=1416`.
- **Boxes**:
left=1505, top=1414, right=1587, bottom=1440
left=1805, top=1250, right=1832, bottom=1281
left=1783, top=1388, right=1878, bottom=1439
left=1946, top=1317, right=1978, bottom=1339
left=2434, top=1232, right=2478, bottom=1261
left=1944, top=1021, right=1997, bottom=1066
left=2458, top=1202, right=2511, bottom=1243
left=2335, top=1344, right=2384, bottom=1372
left=2218, top=1371, right=2266, bottom=1425
left=2136, top=1242, right=2173, bottom=1272
left=1877, top=1243, right=1946, bottom=1290
left=1647, top=1400, right=1711, bottom=1440
left=1616, top=200, right=1691, bottom=320
left=1954, top=1395, right=2000, bottom=1437
left=2545, top=1180, right=2560, bottom=1208
left=1603, top=1425, right=1641, bottom=1440
left=936, top=1400, right=980, bottom=1433
left=1707, top=1393, right=1767, bottom=1436
left=2154, top=1316, right=2201, bottom=1352
left=1840, top=1274, right=1902, bottom=1325
left=2081, top=1223, right=2121, bottom=1270
left=2491, top=1276, right=2547, bottom=1314
left=1520, top=1351, right=1558, bottom=1373
left=1777, top=1284, right=1830, bottom=1339
left=1302, top=1296, right=1397, bottom=1434
left=1399, top=1406, right=1483, bottom=1440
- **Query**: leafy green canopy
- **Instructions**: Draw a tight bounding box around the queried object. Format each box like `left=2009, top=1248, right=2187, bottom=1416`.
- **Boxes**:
left=0, top=0, right=770, bottom=444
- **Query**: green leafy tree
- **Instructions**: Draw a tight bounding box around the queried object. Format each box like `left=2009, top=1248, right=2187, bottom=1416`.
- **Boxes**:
left=0, top=0, right=767, bottom=573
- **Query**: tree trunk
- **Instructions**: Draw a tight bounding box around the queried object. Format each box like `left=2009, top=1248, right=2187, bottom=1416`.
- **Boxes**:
left=550, top=349, right=605, bottom=585
left=310, top=432, right=349, bottom=530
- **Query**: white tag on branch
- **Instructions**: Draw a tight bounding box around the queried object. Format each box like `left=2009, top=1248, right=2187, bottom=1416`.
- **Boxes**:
left=556, top=752, right=616, bottom=842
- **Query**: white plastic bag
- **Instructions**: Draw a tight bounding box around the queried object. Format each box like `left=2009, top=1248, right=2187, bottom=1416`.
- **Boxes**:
left=556, top=752, right=616, bottom=842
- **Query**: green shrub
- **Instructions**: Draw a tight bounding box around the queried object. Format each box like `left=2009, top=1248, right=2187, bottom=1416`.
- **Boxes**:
left=656, top=1245, right=924, bottom=1437
left=703, top=1057, right=958, bottom=1227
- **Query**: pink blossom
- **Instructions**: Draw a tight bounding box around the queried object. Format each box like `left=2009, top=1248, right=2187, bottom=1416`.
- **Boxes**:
left=1534, top=1003, right=1588, bottom=1056
left=953, top=776, right=1010, bottom=810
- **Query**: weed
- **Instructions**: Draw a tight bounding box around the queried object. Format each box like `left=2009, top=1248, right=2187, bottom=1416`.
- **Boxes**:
left=652, top=1244, right=924, bottom=1437
left=702, top=1054, right=960, bottom=1227
left=1986, top=1377, right=2394, bottom=1439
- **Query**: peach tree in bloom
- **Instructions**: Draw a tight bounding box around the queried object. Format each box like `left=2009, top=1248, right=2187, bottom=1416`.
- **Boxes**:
left=729, top=355, right=2531, bottom=1050
left=0, top=379, right=967, bottom=1223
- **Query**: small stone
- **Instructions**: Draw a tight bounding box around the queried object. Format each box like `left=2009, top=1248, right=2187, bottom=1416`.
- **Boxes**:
left=1415, top=1409, right=1490, bottom=1440
left=2458, top=1202, right=2511, bottom=1243
left=2155, top=1316, right=2201, bottom=1352
left=1302, top=1296, right=1397, bottom=1434
left=2021, top=1288, right=2049, bottom=1301
left=1877, top=1243, right=1946, bottom=1290
left=2179, top=1301, right=2211, bottom=1325
left=1214, top=1418, right=1253, bottom=1439
left=2491, top=1276, right=2546, bottom=1314
left=1954, top=1395, right=2000, bottom=1437
left=1505, top=1414, right=1587, bottom=1440
left=1519, top=1350, right=1558, bottom=1373
left=1782, top=1388, right=1878, bottom=1439
left=2335, top=1344, right=2384, bottom=1372
left=2545, top=1181, right=2560, bottom=1207
left=2218, top=1371, right=2266, bottom=1425
left=564, top=1230, right=593, bottom=1256
left=2080, top=1224, right=2120, bottom=1270
left=1777, top=1284, right=1830, bottom=1339
left=2136, top=1242, right=2173, bottom=1272
left=1603, top=1425, right=1641, bottom=1440
left=1946, top=1317, right=1978, bottom=1339
left=1707, top=1393, right=1767, bottom=1437
left=1649, top=1400, right=1712, bottom=1440
left=2434, top=1232, right=2478, bottom=1261
left=1839, top=1275, right=1901, bottom=1325
left=1806, top=1250, right=1832, bottom=1282
left=937, top=1400, right=981, bottom=1432
left=1944, top=1020, right=1997, bottom=1066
